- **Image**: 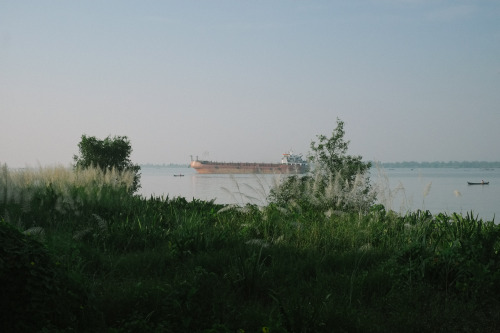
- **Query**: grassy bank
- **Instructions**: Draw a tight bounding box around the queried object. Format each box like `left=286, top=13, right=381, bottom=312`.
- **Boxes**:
left=1, top=165, right=500, bottom=332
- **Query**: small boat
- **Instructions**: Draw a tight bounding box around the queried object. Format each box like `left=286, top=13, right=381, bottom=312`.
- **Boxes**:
left=173, top=174, right=184, bottom=177
left=467, top=181, right=489, bottom=185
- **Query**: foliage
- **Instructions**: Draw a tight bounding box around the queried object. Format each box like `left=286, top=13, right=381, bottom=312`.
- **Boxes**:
left=1, top=164, right=500, bottom=332
left=73, top=134, right=141, bottom=193
left=0, top=164, right=135, bottom=231
left=269, top=118, right=374, bottom=212
left=0, top=220, right=91, bottom=332
left=309, top=118, right=371, bottom=181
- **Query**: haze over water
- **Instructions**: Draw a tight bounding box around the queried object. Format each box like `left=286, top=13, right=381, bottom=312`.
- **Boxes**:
left=139, top=166, right=499, bottom=222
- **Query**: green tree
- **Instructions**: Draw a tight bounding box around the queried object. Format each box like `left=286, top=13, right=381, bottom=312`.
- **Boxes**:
left=269, top=118, right=374, bottom=212
left=73, top=135, right=141, bottom=193
left=309, top=118, right=371, bottom=183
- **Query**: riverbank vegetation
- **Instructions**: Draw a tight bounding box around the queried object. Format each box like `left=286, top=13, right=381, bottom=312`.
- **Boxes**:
left=73, top=135, right=141, bottom=193
left=2, top=126, right=500, bottom=332
left=2, top=164, right=500, bottom=332
left=270, top=119, right=374, bottom=215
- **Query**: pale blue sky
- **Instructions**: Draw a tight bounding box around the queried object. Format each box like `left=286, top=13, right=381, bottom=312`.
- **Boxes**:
left=1, top=0, right=499, bottom=167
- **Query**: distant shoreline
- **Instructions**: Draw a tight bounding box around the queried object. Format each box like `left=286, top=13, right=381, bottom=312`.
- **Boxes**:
left=377, top=161, right=500, bottom=169
left=140, top=163, right=190, bottom=168
left=138, top=161, right=500, bottom=169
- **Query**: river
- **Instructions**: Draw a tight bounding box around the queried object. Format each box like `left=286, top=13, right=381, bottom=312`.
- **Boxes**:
left=138, top=166, right=499, bottom=222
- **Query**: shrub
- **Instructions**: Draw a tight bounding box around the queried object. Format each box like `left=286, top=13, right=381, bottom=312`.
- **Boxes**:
left=73, top=134, right=141, bottom=193
left=269, top=118, right=374, bottom=212
left=0, top=220, right=92, bottom=331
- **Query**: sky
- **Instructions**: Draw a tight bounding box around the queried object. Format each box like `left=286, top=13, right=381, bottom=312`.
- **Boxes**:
left=1, top=0, right=500, bottom=167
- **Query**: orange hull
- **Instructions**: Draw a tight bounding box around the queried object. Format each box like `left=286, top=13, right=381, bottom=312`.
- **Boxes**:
left=190, top=160, right=307, bottom=174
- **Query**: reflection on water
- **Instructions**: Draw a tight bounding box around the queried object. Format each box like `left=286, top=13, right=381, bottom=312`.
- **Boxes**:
left=371, top=167, right=499, bottom=221
left=138, top=166, right=285, bottom=205
left=139, top=166, right=499, bottom=221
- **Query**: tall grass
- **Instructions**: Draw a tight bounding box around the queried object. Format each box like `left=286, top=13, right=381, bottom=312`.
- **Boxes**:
left=1, top=163, right=134, bottom=230
left=268, top=164, right=376, bottom=214
left=371, top=162, right=412, bottom=214
left=1, top=162, right=500, bottom=332
left=1, top=164, right=134, bottom=198
left=220, top=173, right=287, bottom=206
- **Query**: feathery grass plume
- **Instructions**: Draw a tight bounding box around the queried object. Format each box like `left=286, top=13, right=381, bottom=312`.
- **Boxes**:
left=422, top=182, right=432, bottom=209
left=318, top=166, right=374, bottom=212
left=250, top=173, right=276, bottom=204
left=230, top=174, right=245, bottom=203
left=423, top=182, right=432, bottom=198
left=3, top=164, right=133, bottom=196
left=269, top=164, right=375, bottom=213
left=358, top=243, right=372, bottom=252
left=0, top=164, right=134, bottom=231
left=218, top=203, right=254, bottom=215
left=236, top=205, right=253, bottom=214
left=92, top=214, right=108, bottom=233
left=73, top=164, right=134, bottom=191
left=23, top=226, right=45, bottom=242
left=220, top=175, right=247, bottom=205
left=372, top=163, right=413, bottom=214
left=245, top=239, right=270, bottom=248
left=73, top=227, right=93, bottom=241
left=1, top=163, right=7, bottom=194
left=220, top=186, right=241, bottom=205
left=240, top=182, right=267, bottom=205
left=274, top=206, right=289, bottom=215
left=392, top=182, right=409, bottom=212
left=217, top=204, right=239, bottom=214
left=1, top=163, right=15, bottom=204
left=221, top=174, right=277, bottom=206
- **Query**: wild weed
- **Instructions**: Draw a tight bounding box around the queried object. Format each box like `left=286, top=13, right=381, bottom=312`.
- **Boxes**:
left=371, top=162, right=413, bottom=214
left=221, top=174, right=280, bottom=206
left=269, top=165, right=376, bottom=214
left=2, top=162, right=500, bottom=331
left=0, top=164, right=134, bottom=230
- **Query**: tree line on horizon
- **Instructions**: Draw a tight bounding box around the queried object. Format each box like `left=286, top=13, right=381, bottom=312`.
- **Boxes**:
left=379, top=160, right=500, bottom=169
left=72, top=133, right=498, bottom=173
left=139, top=160, right=500, bottom=169
left=140, top=163, right=190, bottom=168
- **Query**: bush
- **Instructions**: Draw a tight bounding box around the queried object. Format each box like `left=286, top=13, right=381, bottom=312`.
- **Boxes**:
left=0, top=220, right=92, bottom=331
left=73, top=134, right=141, bottom=193
left=269, top=118, right=374, bottom=212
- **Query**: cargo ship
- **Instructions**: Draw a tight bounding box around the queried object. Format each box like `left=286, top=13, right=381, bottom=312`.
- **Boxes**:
left=190, top=151, right=308, bottom=174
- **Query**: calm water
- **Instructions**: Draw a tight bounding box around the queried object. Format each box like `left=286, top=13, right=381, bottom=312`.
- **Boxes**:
left=373, top=168, right=499, bottom=221
left=138, top=166, right=499, bottom=221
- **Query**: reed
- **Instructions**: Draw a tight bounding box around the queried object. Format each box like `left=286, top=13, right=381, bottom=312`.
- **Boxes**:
left=0, top=163, right=135, bottom=231
left=221, top=173, right=282, bottom=206
left=1, top=164, right=134, bottom=202
left=268, top=164, right=376, bottom=214
left=1, top=163, right=500, bottom=332
left=371, top=162, right=415, bottom=214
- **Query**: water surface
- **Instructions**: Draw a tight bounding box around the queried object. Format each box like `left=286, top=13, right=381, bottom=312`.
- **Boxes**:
left=138, top=166, right=499, bottom=221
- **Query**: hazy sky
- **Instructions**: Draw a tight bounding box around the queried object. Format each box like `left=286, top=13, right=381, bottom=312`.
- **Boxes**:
left=1, top=1, right=499, bottom=167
